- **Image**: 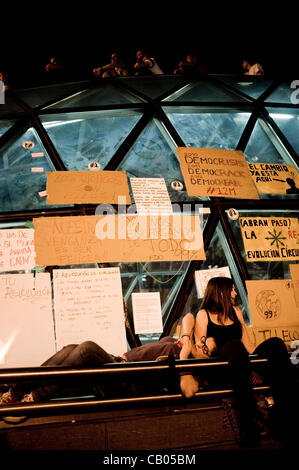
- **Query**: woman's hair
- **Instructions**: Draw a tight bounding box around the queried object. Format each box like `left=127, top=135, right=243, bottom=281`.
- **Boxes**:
left=200, top=276, right=239, bottom=324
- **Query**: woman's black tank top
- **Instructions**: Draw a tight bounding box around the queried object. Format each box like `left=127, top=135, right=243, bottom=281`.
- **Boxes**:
left=206, top=310, right=242, bottom=350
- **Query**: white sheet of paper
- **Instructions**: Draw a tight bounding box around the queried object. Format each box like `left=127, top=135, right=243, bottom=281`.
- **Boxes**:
left=194, top=267, right=231, bottom=298
left=0, top=228, right=36, bottom=272
left=132, top=292, right=163, bottom=334
left=130, top=177, right=173, bottom=215
left=53, top=267, right=127, bottom=356
left=0, top=272, right=55, bottom=367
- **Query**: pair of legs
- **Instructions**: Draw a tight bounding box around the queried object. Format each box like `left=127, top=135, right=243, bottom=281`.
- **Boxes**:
left=218, top=337, right=298, bottom=447
left=8, top=341, right=117, bottom=402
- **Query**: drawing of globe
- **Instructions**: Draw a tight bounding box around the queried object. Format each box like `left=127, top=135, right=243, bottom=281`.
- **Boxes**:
left=255, top=290, right=281, bottom=321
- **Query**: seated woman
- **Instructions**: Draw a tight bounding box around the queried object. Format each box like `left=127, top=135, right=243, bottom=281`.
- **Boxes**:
left=0, top=314, right=199, bottom=405
left=192, top=276, right=297, bottom=448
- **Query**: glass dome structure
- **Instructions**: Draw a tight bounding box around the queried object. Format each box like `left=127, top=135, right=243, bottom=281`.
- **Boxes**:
left=0, top=74, right=298, bottom=347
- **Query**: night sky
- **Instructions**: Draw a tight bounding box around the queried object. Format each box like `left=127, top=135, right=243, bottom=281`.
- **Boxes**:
left=1, top=7, right=296, bottom=89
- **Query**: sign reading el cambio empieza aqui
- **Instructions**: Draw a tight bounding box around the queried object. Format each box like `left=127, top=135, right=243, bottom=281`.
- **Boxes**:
left=239, top=216, right=299, bottom=262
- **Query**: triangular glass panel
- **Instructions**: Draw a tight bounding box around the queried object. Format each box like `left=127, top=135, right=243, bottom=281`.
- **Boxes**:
left=165, top=80, right=247, bottom=102
left=0, top=119, right=16, bottom=138
left=244, top=118, right=290, bottom=164
left=266, top=107, right=299, bottom=156
left=0, top=127, right=65, bottom=212
left=116, top=119, right=182, bottom=180
left=13, top=81, right=90, bottom=109
left=215, top=75, right=274, bottom=100
left=0, top=95, right=25, bottom=116
left=45, top=81, right=143, bottom=109
left=265, top=82, right=296, bottom=104
left=121, top=75, right=189, bottom=100
left=164, top=108, right=251, bottom=148
left=40, top=110, right=142, bottom=170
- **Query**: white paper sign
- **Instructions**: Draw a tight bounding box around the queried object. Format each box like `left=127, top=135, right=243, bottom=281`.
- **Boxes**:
left=130, top=177, right=173, bottom=215
left=53, top=267, right=127, bottom=356
left=0, top=228, right=36, bottom=272
left=195, top=267, right=231, bottom=298
left=0, top=273, right=55, bottom=367
left=132, top=292, right=163, bottom=334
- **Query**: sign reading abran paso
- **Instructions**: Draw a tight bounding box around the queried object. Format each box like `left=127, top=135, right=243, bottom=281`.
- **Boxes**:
left=240, top=216, right=299, bottom=262
left=177, top=147, right=259, bottom=199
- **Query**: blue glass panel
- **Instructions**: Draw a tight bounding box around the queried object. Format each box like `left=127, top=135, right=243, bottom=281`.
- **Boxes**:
left=164, top=108, right=250, bottom=148
left=267, top=107, right=299, bottom=156
left=215, top=75, right=274, bottom=100
left=0, top=127, right=58, bottom=212
left=14, top=81, right=90, bottom=108
left=167, top=80, right=247, bottom=102
left=0, top=95, right=24, bottom=116
left=116, top=119, right=181, bottom=179
left=122, top=75, right=189, bottom=100
left=41, top=111, right=141, bottom=170
left=46, top=81, right=143, bottom=108
left=265, top=82, right=295, bottom=104
left=0, top=120, right=16, bottom=138
left=244, top=119, right=287, bottom=164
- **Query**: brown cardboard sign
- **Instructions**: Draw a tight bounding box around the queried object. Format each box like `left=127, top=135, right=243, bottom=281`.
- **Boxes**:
left=248, top=162, right=299, bottom=194
left=240, top=216, right=299, bottom=262
left=46, top=171, right=131, bottom=204
left=246, top=279, right=299, bottom=327
left=33, top=214, right=206, bottom=266
left=177, top=147, right=259, bottom=199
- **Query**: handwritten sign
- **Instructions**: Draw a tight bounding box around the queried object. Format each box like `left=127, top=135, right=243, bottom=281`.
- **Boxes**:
left=33, top=214, right=206, bottom=266
left=46, top=171, right=131, bottom=204
left=0, top=273, right=55, bottom=367
left=239, top=217, right=299, bottom=262
left=177, top=147, right=259, bottom=199
left=290, top=264, right=299, bottom=307
left=247, top=324, right=299, bottom=350
left=131, top=292, right=163, bottom=334
left=248, top=162, right=299, bottom=194
left=246, top=279, right=299, bottom=327
left=0, top=228, right=36, bottom=272
left=53, top=267, right=127, bottom=355
left=194, top=267, right=231, bottom=298
left=130, top=177, right=173, bottom=214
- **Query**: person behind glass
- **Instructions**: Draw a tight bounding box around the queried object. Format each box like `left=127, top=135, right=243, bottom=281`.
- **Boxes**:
left=192, top=276, right=297, bottom=448
left=92, top=52, right=129, bottom=79
left=0, top=314, right=199, bottom=405
left=173, top=53, right=207, bottom=77
left=133, top=50, right=163, bottom=76
left=242, top=57, right=264, bottom=76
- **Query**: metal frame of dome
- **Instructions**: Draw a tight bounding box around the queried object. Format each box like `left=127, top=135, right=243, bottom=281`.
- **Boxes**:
left=0, top=74, right=298, bottom=347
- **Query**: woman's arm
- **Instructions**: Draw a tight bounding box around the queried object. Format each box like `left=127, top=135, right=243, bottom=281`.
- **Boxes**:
left=235, top=307, right=255, bottom=354
left=194, top=309, right=208, bottom=343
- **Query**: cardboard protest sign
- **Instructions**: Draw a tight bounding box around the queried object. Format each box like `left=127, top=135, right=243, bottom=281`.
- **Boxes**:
left=53, top=267, right=127, bottom=355
left=240, top=216, right=299, bottom=262
left=248, top=162, right=299, bottom=194
left=194, top=266, right=231, bottom=298
left=290, top=264, right=299, bottom=308
left=0, top=228, right=36, bottom=272
left=246, top=324, right=299, bottom=350
left=130, top=177, right=173, bottom=214
left=0, top=273, right=55, bottom=367
left=46, top=171, right=131, bottom=204
left=33, top=214, right=206, bottom=266
left=246, top=279, right=299, bottom=327
left=177, top=147, right=259, bottom=199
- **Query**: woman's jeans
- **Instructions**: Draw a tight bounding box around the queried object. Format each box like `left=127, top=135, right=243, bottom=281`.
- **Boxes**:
left=11, top=341, right=117, bottom=401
